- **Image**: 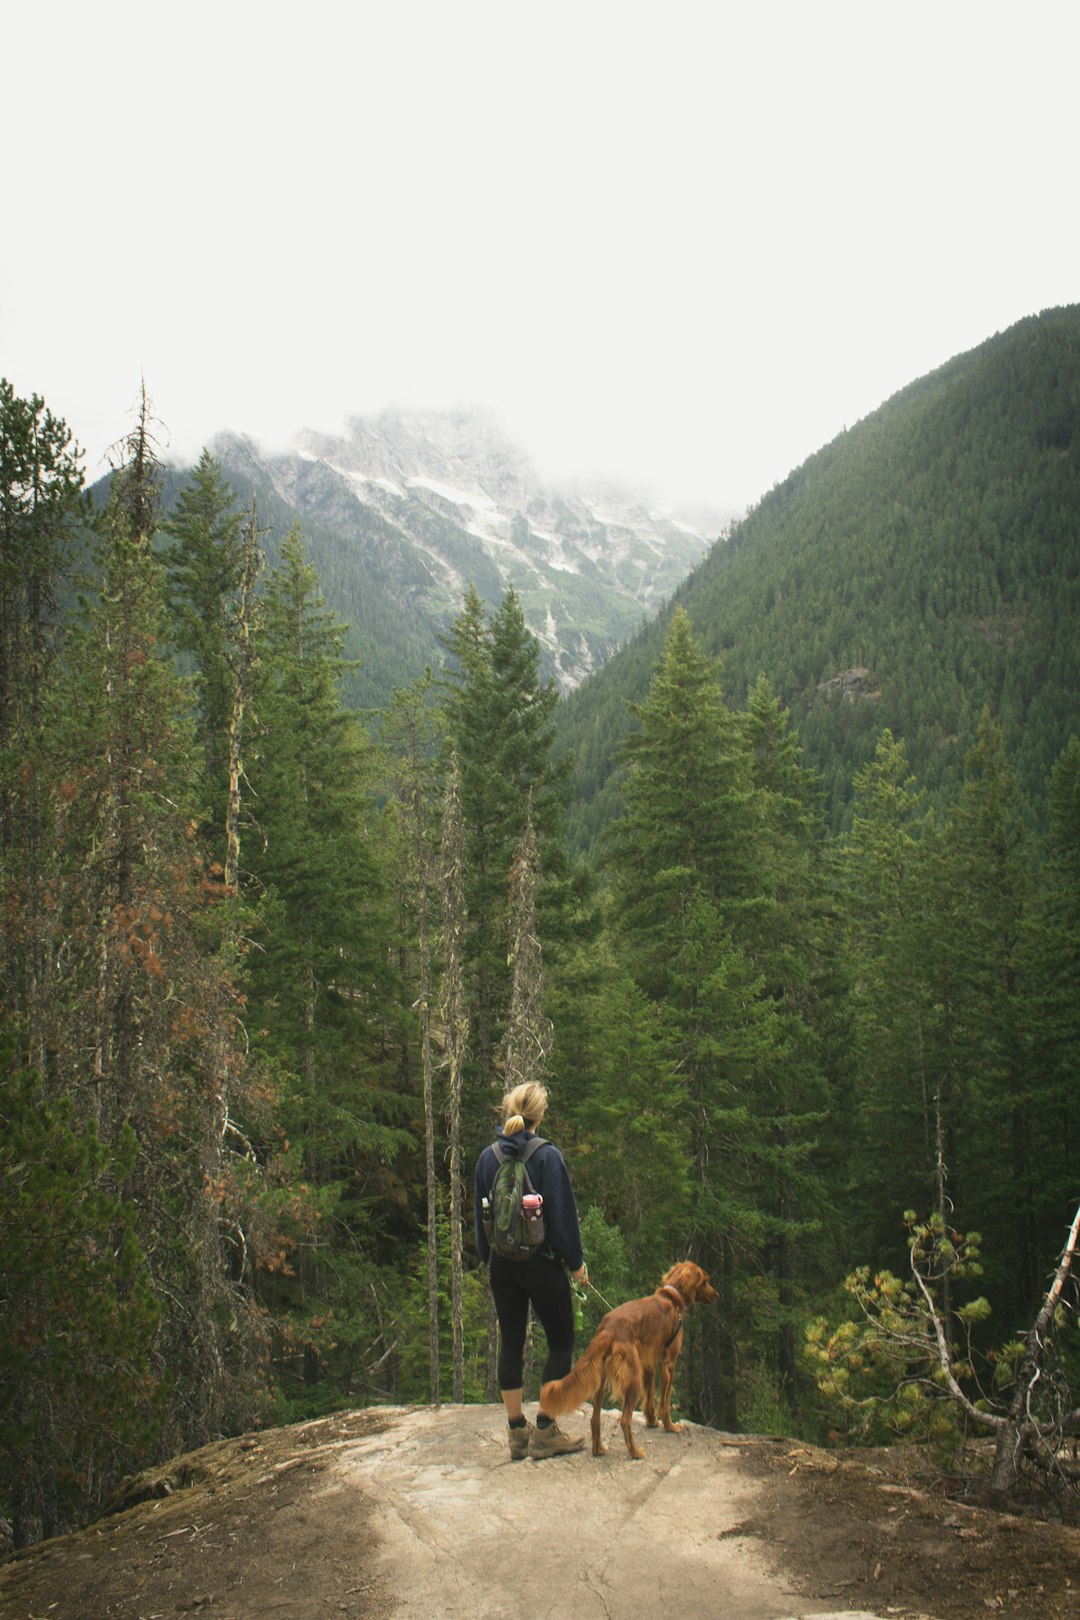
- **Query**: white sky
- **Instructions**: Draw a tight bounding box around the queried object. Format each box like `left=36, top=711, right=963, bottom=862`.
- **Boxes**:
left=3, top=0, right=1077, bottom=514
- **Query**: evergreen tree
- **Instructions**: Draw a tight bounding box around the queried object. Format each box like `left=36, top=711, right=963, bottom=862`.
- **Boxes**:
left=0, top=1058, right=159, bottom=1547
left=564, top=957, right=691, bottom=1285
left=739, top=676, right=835, bottom=1413
left=47, top=388, right=272, bottom=1471
left=160, top=449, right=246, bottom=820
left=603, top=611, right=821, bottom=1425
left=0, top=381, right=88, bottom=1069
left=606, top=606, right=756, bottom=988
left=1025, top=736, right=1080, bottom=1252
left=838, top=730, right=939, bottom=1252
left=936, top=710, right=1035, bottom=1314
left=440, top=585, right=570, bottom=1099
left=246, top=528, right=410, bottom=1394
left=249, top=527, right=385, bottom=1091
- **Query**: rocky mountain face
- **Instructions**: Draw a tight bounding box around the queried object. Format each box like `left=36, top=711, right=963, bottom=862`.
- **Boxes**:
left=213, top=410, right=722, bottom=697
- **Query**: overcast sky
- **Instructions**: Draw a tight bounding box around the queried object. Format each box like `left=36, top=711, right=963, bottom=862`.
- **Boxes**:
left=3, top=1, right=1076, bottom=515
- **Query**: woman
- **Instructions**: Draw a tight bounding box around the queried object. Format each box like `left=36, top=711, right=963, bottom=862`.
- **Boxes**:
left=474, top=1080, right=589, bottom=1460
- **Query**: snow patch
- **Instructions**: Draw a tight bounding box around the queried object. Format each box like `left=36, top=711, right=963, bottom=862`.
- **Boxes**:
left=331, top=465, right=408, bottom=500
left=408, top=477, right=498, bottom=512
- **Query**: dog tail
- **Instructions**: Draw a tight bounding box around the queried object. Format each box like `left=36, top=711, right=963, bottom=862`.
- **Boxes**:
left=540, top=1329, right=615, bottom=1415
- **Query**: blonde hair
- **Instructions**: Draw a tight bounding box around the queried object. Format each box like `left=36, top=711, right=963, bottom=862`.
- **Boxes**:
left=501, top=1081, right=549, bottom=1137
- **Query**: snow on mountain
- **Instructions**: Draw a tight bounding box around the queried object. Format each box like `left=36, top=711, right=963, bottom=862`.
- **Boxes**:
left=214, top=409, right=725, bottom=694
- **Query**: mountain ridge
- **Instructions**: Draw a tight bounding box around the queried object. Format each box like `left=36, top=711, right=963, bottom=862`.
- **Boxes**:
left=209, top=408, right=724, bottom=704
left=557, top=303, right=1080, bottom=848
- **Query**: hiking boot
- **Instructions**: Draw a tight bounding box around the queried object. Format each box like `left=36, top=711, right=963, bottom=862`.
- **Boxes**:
left=507, top=1421, right=533, bottom=1461
left=528, top=1419, right=584, bottom=1459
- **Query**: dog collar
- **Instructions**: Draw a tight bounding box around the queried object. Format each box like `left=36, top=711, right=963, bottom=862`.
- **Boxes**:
left=659, top=1284, right=687, bottom=1311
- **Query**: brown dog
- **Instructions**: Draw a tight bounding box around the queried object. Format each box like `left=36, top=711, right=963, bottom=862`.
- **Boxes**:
left=540, top=1261, right=719, bottom=1460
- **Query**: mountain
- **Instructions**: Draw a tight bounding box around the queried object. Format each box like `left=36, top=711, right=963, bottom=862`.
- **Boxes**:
left=558, top=305, right=1080, bottom=850
left=208, top=410, right=722, bottom=708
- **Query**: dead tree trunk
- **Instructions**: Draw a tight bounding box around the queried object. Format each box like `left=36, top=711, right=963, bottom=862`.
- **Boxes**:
left=909, top=1200, right=1080, bottom=1496
left=224, top=498, right=262, bottom=893
left=989, top=1198, right=1080, bottom=1495
left=439, top=753, right=469, bottom=1404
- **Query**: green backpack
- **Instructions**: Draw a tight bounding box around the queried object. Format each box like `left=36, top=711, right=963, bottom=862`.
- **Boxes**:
left=482, top=1137, right=548, bottom=1261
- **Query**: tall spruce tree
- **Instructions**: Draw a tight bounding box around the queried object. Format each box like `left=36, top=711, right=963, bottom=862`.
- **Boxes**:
left=604, top=610, right=819, bottom=1426
left=739, top=674, right=836, bottom=1412
left=245, top=528, right=409, bottom=1393
left=838, top=730, right=939, bottom=1256
left=440, top=585, right=569, bottom=1101
left=936, top=710, right=1035, bottom=1315
left=606, top=606, right=756, bottom=987
left=160, top=450, right=246, bottom=821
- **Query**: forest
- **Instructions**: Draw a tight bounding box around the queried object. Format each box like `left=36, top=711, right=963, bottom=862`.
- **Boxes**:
left=1, top=363, right=1078, bottom=1550
left=559, top=304, right=1080, bottom=850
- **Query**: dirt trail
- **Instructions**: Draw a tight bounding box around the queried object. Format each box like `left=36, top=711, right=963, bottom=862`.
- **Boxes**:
left=2, top=1404, right=1076, bottom=1620
left=336, top=1404, right=878, bottom=1619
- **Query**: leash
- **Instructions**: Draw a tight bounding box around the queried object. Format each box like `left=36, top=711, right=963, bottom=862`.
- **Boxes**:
left=571, top=1276, right=617, bottom=1313
left=578, top=1279, right=687, bottom=1322
left=585, top=1278, right=617, bottom=1312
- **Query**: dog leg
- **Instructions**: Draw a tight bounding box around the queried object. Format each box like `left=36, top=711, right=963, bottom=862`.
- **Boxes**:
left=642, top=1364, right=659, bottom=1428
left=659, top=1356, right=682, bottom=1433
left=620, top=1386, right=646, bottom=1460
left=590, top=1387, right=607, bottom=1456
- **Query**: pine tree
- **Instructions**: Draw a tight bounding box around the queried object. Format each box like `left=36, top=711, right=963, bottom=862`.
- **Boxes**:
left=245, top=528, right=409, bottom=1390
left=0, top=381, right=88, bottom=1069
left=606, top=606, right=756, bottom=988
left=440, top=585, right=570, bottom=1097
left=566, top=952, right=691, bottom=1283
left=0, top=1058, right=159, bottom=1547
left=45, top=387, right=272, bottom=1474
left=604, top=610, right=805, bottom=1426
left=160, top=450, right=246, bottom=820
left=838, top=730, right=939, bottom=1253
left=739, top=674, right=834, bottom=1413
left=249, top=527, right=384, bottom=1087
left=937, top=710, right=1034, bottom=1314
left=1020, top=736, right=1080, bottom=1275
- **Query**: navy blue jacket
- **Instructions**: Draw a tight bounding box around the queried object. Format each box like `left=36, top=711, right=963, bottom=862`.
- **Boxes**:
left=474, top=1129, right=584, bottom=1270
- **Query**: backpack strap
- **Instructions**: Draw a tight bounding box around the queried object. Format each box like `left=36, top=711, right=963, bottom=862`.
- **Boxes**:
left=490, top=1135, right=547, bottom=1166
left=486, top=1135, right=547, bottom=1199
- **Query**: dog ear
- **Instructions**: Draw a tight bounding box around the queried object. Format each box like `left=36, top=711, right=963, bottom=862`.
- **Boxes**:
left=664, top=1261, right=695, bottom=1296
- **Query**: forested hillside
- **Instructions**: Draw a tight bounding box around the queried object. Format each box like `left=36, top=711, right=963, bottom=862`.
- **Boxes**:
left=559, top=304, right=1080, bottom=849
left=2, top=333, right=1078, bottom=1553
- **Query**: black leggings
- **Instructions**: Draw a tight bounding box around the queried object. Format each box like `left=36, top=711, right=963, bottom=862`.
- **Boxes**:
left=489, top=1253, right=575, bottom=1390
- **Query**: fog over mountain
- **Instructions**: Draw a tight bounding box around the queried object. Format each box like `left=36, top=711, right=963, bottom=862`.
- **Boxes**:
left=210, top=408, right=727, bottom=701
